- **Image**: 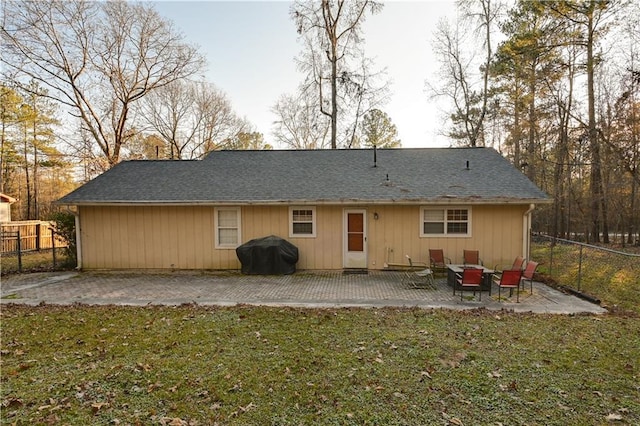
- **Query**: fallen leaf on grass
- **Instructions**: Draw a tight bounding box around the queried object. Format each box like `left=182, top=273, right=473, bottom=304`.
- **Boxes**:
left=159, top=417, right=187, bottom=426
left=231, top=402, right=256, bottom=417
left=239, top=402, right=256, bottom=412
left=2, top=397, right=24, bottom=408
left=420, top=371, right=432, bottom=380
left=91, top=401, right=109, bottom=413
left=136, top=362, right=151, bottom=372
left=148, top=382, right=163, bottom=393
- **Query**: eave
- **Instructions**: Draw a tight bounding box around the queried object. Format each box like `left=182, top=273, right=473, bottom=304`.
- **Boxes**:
left=57, top=197, right=552, bottom=208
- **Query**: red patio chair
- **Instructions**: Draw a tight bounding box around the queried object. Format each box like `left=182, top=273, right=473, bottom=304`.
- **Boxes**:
left=493, top=269, right=523, bottom=302
left=429, top=249, right=451, bottom=276
left=456, top=267, right=484, bottom=301
left=463, top=249, right=482, bottom=266
left=521, top=260, right=539, bottom=294
left=494, top=255, right=524, bottom=273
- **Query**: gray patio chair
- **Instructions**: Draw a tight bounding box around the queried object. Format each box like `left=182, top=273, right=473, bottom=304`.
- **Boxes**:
left=405, top=255, right=435, bottom=289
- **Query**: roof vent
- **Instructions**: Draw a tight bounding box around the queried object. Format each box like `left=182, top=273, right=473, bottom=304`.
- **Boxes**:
left=373, top=145, right=377, bottom=168
left=465, top=160, right=470, bottom=170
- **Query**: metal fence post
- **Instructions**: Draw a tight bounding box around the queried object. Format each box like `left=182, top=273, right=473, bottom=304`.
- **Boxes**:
left=577, top=245, right=583, bottom=292
left=17, top=230, right=22, bottom=272
left=51, top=229, right=56, bottom=267
left=549, top=238, right=554, bottom=276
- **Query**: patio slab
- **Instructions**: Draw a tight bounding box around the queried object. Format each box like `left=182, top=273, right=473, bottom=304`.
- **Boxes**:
left=0, top=270, right=607, bottom=314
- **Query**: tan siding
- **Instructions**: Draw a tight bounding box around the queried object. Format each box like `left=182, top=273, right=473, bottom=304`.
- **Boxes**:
left=78, top=203, right=528, bottom=271
left=366, top=205, right=526, bottom=270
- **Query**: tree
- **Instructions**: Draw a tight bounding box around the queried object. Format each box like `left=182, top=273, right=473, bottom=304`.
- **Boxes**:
left=124, top=133, right=167, bottom=160
left=545, top=0, right=618, bottom=243
left=291, top=0, right=384, bottom=149
left=1, top=0, right=205, bottom=168
left=429, top=0, right=501, bottom=147
left=492, top=0, right=565, bottom=180
left=17, top=82, right=59, bottom=219
left=359, top=109, right=401, bottom=148
left=271, top=91, right=331, bottom=149
left=0, top=82, right=74, bottom=219
left=0, top=85, right=22, bottom=194
left=223, top=132, right=272, bottom=151
left=139, top=80, right=247, bottom=159
left=459, top=0, right=502, bottom=146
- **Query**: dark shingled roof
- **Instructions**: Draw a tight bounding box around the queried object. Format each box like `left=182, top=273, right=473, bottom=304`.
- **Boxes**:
left=57, top=147, right=550, bottom=205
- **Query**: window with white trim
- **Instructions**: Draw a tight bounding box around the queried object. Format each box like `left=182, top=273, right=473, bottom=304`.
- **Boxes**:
left=289, top=206, right=316, bottom=237
left=421, top=207, right=471, bottom=237
left=215, top=207, right=241, bottom=248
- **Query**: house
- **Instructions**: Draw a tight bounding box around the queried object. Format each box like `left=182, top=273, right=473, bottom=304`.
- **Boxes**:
left=0, top=193, right=17, bottom=223
left=57, top=147, right=551, bottom=271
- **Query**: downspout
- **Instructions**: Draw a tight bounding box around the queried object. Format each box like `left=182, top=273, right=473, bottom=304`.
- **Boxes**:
left=65, top=206, right=82, bottom=270
left=523, top=204, right=535, bottom=261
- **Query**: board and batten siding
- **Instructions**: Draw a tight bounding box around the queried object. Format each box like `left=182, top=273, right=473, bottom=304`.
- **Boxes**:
left=78, top=204, right=528, bottom=270
left=365, top=204, right=525, bottom=269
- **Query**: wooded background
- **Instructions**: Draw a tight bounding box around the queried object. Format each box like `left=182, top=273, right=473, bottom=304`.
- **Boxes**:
left=1, top=0, right=638, bottom=246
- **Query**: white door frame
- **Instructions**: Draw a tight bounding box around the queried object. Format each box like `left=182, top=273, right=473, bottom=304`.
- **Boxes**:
left=343, top=208, right=367, bottom=269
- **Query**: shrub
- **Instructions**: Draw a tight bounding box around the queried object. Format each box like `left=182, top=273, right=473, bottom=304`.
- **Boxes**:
left=49, top=211, right=77, bottom=267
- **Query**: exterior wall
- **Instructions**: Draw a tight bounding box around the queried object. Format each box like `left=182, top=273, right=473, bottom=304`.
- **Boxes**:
left=0, top=203, right=11, bottom=222
left=78, top=204, right=528, bottom=270
left=370, top=204, right=527, bottom=270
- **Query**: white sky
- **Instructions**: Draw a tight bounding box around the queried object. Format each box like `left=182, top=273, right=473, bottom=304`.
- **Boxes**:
left=153, top=1, right=458, bottom=148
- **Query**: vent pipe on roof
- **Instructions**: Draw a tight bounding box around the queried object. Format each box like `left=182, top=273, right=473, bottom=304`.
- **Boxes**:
left=465, top=160, right=470, bottom=170
left=373, top=145, right=377, bottom=167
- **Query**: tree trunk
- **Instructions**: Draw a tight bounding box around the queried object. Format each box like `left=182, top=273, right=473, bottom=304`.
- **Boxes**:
left=526, top=65, right=537, bottom=181
left=331, top=48, right=338, bottom=149
left=587, top=6, right=604, bottom=243
left=23, top=125, right=32, bottom=219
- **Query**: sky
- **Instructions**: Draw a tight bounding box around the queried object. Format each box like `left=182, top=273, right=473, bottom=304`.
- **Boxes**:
left=153, top=1, right=458, bottom=148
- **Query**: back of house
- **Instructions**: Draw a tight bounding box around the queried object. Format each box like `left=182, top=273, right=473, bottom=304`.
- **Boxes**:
left=57, top=147, right=550, bottom=271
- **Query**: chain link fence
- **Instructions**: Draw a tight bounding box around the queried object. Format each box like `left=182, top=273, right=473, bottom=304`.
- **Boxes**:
left=532, top=234, right=640, bottom=312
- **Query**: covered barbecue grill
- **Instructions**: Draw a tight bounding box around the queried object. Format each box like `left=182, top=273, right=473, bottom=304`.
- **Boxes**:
left=236, top=235, right=299, bottom=275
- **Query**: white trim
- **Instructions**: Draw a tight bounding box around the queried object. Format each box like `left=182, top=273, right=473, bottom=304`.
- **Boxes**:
left=289, top=206, right=316, bottom=238
left=523, top=204, right=535, bottom=260
left=420, top=206, right=472, bottom=238
left=74, top=211, right=82, bottom=269
left=343, top=208, right=367, bottom=268
left=214, top=207, right=242, bottom=249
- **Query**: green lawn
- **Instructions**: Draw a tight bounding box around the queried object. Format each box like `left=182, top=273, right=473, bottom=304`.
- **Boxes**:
left=531, top=242, right=640, bottom=315
left=1, top=250, right=72, bottom=275
left=2, top=304, right=638, bottom=425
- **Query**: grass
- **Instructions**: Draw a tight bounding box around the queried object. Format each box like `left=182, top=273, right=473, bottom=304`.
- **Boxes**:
left=531, top=243, right=640, bottom=314
left=1, top=250, right=73, bottom=275
left=2, top=304, right=639, bottom=425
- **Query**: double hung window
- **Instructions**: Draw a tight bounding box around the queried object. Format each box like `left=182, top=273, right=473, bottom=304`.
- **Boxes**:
left=215, top=207, right=241, bottom=248
left=290, top=207, right=316, bottom=237
left=421, top=207, right=471, bottom=237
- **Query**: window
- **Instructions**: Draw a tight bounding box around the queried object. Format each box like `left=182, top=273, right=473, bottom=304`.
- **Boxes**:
left=421, top=207, right=471, bottom=237
left=215, top=207, right=241, bottom=248
left=289, top=206, right=316, bottom=237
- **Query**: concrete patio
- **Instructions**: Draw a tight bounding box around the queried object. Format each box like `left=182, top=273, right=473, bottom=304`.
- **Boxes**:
left=0, top=269, right=607, bottom=314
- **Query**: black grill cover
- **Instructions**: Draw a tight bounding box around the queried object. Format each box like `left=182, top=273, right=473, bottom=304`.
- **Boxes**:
left=236, top=235, right=299, bottom=275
